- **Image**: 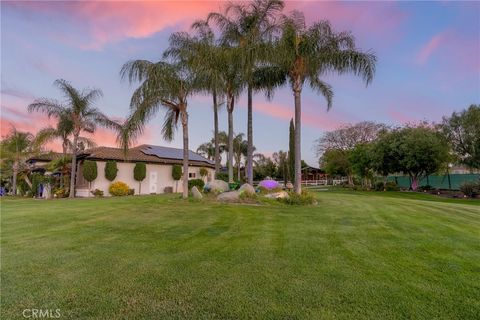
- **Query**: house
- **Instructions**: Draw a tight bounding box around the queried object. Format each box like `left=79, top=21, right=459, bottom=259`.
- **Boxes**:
left=26, top=152, right=66, bottom=173
left=75, top=144, right=215, bottom=197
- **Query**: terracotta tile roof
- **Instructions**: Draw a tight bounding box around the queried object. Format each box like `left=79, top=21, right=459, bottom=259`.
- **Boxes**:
left=78, top=144, right=214, bottom=167
left=27, top=152, right=67, bottom=163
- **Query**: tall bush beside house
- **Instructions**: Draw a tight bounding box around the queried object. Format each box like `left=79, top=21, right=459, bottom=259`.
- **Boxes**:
left=83, top=160, right=97, bottom=192
left=199, top=167, right=208, bottom=181
left=105, top=160, right=118, bottom=181
left=133, top=162, right=146, bottom=195
left=172, top=164, right=182, bottom=193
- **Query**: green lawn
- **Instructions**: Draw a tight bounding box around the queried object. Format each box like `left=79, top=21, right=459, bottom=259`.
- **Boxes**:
left=1, top=192, right=479, bottom=319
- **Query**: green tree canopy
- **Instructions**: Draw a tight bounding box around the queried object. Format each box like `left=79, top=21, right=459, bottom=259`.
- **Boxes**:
left=82, top=160, right=98, bottom=190
left=441, top=104, right=480, bottom=169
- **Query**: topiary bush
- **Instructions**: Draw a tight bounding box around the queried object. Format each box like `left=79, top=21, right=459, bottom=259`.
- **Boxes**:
left=188, top=179, right=205, bottom=190
left=133, top=162, right=146, bottom=194
left=172, top=164, right=182, bottom=193
left=83, top=160, right=98, bottom=190
left=109, top=181, right=130, bottom=196
left=105, top=160, right=118, bottom=181
left=280, top=190, right=317, bottom=205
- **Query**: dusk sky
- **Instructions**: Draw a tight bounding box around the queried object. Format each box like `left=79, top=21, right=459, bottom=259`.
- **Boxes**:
left=1, top=1, right=479, bottom=166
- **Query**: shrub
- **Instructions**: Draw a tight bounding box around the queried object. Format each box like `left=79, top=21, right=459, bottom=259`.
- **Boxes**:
left=385, top=181, right=399, bottom=191
left=460, top=182, right=480, bottom=198
left=91, top=189, right=104, bottom=197
left=229, top=181, right=240, bottom=190
left=53, top=188, right=66, bottom=198
left=109, top=181, right=130, bottom=196
left=172, top=165, right=182, bottom=193
left=419, top=185, right=433, bottom=192
left=188, top=179, right=205, bottom=190
left=280, top=190, right=317, bottom=205
left=164, top=186, right=173, bottom=193
left=128, top=189, right=135, bottom=196
left=105, top=161, right=118, bottom=181
left=199, top=167, right=208, bottom=178
left=259, top=179, right=280, bottom=190
left=215, top=172, right=229, bottom=182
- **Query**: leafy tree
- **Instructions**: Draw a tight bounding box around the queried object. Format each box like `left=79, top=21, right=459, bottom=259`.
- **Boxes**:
left=441, top=104, right=480, bottom=169
left=82, top=160, right=97, bottom=191
left=395, top=126, right=450, bottom=191
left=321, top=149, right=352, bottom=184
left=315, top=121, right=387, bottom=156
left=172, top=164, right=182, bottom=193
left=288, top=118, right=295, bottom=184
left=120, top=55, right=203, bottom=199
left=349, top=144, right=374, bottom=188
left=105, top=160, right=118, bottom=181
left=253, top=153, right=277, bottom=180
left=272, top=150, right=288, bottom=185
left=371, top=130, right=402, bottom=186
left=133, top=162, right=146, bottom=194
left=28, top=79, right=115, bottom=198
left=273, top=13, right=376, bottom=193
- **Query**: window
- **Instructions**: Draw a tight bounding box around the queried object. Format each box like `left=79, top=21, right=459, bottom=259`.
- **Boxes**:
left=189, top=172, right=196, bottom=179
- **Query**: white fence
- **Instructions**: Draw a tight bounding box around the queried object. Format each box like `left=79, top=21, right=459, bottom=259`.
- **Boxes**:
left=252, top=178, right=348, bottom=187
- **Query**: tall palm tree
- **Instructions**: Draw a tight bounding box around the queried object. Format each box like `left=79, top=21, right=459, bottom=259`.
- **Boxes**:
left=207, top=0, right=284, bottom=185
left=274, top=12, right=376, bottom=193
left=167, top=21, right=226, bottom=175
left=120, top=58, right=202, bottom=199
left=28, top=79, right=113, bottom=198
left=0, top=127, right=44, bottom=195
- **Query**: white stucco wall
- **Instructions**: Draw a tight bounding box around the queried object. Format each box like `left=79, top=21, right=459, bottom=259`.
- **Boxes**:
left=76, top=161, right=214, bottom=197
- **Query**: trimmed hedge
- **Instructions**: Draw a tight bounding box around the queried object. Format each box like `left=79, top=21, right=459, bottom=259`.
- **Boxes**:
left=188, top=179, right=205, bottom=190
left=105, top=161, right=118, bottom=181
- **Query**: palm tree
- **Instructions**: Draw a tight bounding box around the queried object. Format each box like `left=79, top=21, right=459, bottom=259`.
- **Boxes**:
left=167, top=21, right=226, bottom=175
left=274, top=13, right=376, bottom=193
left=233, top=133, right=247, bottom=181
left=28, top=79, right=113, bottom=198
left=0, top=127, right=44, bottom=195
left=120, top=58, right=202, bottom=199
left=196, top=141, right=215, bottom=161
left=207, top=0, right=285, bottom=185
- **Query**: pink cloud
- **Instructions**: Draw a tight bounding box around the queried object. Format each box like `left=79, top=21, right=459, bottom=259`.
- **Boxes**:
left=416, top=32, right=447, bottom=65
left=6, top=1, right=406, bottom=50
left=7, top=1, right=223, bottom=50
left=253, top=102, right=346, bottom=131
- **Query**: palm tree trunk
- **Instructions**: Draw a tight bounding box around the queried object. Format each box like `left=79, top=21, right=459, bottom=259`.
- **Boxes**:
left=227, top=95, right=234, bottom=184
left=294, top=89, right=302, bottom=194
left=181, top=110, right=189, bottom=199
left=247, top=85, right=253, bottom=185
left=69, top=134, right=78, bottom=198
left=237, top=157, right=241, bottom=181
left=213, top=90, right=220, bottom=175
left=12, top=160, right=18, bottom=196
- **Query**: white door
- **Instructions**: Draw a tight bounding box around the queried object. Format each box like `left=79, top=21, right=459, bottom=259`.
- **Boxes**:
left=149, top=171, right=158, bottom=194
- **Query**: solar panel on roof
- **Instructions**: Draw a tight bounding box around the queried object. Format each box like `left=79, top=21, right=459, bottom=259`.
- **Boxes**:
left=140, top=145, right=214, bottom=164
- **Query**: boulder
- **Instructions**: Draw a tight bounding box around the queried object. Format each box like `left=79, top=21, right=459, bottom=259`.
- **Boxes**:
left=238, top=183, right=255, bottom=195
left=205, top=179, right=229, bottom=193
left=191, top=186, right=203, bottom=199
left=217, top=190, right=240, bottom=202
left=264, top=191, right=290, bottom=199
